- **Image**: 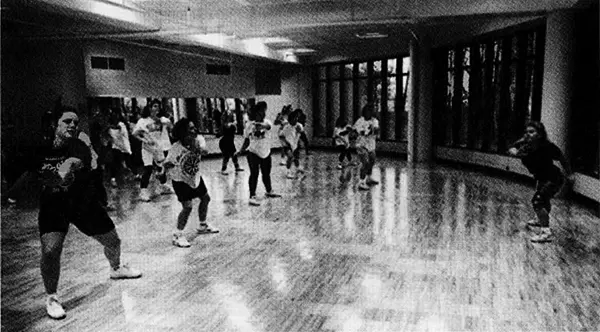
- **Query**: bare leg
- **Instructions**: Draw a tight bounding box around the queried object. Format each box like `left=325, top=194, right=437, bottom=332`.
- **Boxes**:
left=92, top=229, right=121, bottom=270
left=40, top=232, right=67, bottom=294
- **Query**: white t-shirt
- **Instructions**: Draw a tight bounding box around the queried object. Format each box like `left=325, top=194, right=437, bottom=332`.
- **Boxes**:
left=353, top=117, right=379, bottom=151
left=133, top=117, right=162, bottom=153
left=157, top=116, right=172, bottom=151
left=334, top=126, right=350, bottom=147
left=108, top=122, right=132, bottom=154
left=164, top=137, right=206, bottom=188
left=281, top=123, right=304, bottom=151
left=244, top=120, right=272, bottom=159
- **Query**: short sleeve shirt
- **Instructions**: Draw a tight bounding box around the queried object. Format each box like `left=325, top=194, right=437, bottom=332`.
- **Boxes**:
left=165, top=140, right=205, bottom=188
left=244, top=120, right=273, bottom=159
left=353, top=117, right=379, bottom=151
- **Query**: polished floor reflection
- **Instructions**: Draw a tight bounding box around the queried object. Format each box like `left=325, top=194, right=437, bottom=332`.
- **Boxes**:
left=2, top=152, right=600, bottom=332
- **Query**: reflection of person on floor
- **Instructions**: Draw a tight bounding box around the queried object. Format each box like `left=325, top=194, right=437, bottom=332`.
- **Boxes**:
left=164, top=118, right=218, bottom=248
left=508, top=121, right=573, bottom=243
left=24, top=107, right=141, bottom=320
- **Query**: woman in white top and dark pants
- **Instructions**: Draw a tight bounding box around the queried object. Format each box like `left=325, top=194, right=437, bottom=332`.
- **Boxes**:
left=239, top=101, right=281, bottom=206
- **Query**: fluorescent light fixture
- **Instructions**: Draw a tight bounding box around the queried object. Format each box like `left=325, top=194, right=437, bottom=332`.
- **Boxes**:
left=261, top=36, right=294, bottom=44
left=293, top=48, right=316, bottom=53
left=90, top=1, right=137, bottom=22
left=189, top=33, right=235, bottom=48
left=242, top=38, right=269, bottom=57
left=355, top=32, right=389, bottom=39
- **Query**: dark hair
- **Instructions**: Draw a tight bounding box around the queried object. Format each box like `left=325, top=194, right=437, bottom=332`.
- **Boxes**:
left=335, top=116, right=347, bottom=128
left=288, top=109, right=299, bottom=123
left=41, top=106, right=79, bottom=142
left=525, top=121, right=548, bottom=140
left=256, top=101, right=267, bottom=112
left=172, top=118, right=192, bottom=142
left=142, top=99, right=162, bottom=118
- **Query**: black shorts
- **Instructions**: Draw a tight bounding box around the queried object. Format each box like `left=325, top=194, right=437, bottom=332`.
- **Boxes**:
left=172, top=178, right=208, bottom=202
left=38, top=193, right=115, bottom=236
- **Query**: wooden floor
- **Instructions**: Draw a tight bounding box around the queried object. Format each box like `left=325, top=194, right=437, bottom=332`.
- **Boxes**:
left=2, top=151, right=600, bottom=332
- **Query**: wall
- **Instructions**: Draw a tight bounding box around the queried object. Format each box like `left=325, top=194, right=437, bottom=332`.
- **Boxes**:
left=1, top=40, right=87, bottom=148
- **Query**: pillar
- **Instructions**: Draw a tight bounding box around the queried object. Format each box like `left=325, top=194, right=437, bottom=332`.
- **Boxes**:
left=540, top=10, right=575, bottom=157
left=408, top=33, right=434, bottom=163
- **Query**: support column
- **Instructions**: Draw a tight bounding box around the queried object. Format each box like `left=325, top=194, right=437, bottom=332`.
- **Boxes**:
left=540, top=10, right=575, bottom=157
left=408, top=33, right=434, bottom=163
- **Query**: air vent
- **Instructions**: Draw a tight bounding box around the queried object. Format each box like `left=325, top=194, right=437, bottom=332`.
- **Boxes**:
left=206, top=64, right=231, bottom=75
left=91, top=56, right=125, bottom=71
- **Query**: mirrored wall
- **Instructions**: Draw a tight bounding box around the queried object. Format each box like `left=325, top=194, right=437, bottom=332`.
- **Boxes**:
left=87, top=96, right=255, bottom=136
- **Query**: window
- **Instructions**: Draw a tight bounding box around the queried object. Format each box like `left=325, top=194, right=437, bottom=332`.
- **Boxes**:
left=312, top=57, right=410, bottom=141
left=433, top=25, right=545, bottom=155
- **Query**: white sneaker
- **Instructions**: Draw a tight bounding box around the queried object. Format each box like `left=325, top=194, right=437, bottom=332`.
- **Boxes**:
left=249, top=196, right=261, bottom=206
left=196, top=224, right=219, bottom=234
left=7, top=197, right=16, bottom=205
left=172, top=234, right=191, bottom=247
left=265, top=191, right=282, bottom=198
left=280, top=160, right=287, bottom=166
left=110, top=264, right=142, bottom=279
left=139, top=189, right=151, bottom=202
left=110, top=178, right=118, bottom=187
left=160, top=184, right=174, bottom=195
left=296, top=166, right=305, bottom=173
left=46, top=295, right=66, bottom=320
left=221, top=170, right=229, bottom=175
left=336, top=164, right=343, bottom=170
left=366, top=177, right=379, bottom=185
left=286, top=170, right=296, bottom=179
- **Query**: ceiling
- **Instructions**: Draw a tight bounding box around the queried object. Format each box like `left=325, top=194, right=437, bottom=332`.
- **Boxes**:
left=1, top=0, right=596, bottom=65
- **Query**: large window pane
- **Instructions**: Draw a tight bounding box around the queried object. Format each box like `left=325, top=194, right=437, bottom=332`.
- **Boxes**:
left=342, top=79, right=353, bottom=124
left=330, top=65, right=340, bottom=79
left=386, top=76, right=397, bottom=141
left=373, top=60, right=382, bottom=76
left=330, top=81, right=340, bottom=136
left=358, top=62, right=368, bottom=77
left=343, top=64, right=353, bottom=79
left=388, top=59, right=397, bottom=75
left=357, top=79, right=368, bottom=117
left=317, top=82, right=327, bottom=136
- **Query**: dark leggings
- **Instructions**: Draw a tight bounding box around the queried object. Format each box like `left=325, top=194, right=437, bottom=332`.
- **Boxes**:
left=140, top=163, right=167, bottom=188
left=91, top=167, right=108, bottom=206
left=220, top=138, right=239, bottom=171
left=109, top=149, right=123, bottom=180
left=247, top=153, right=272, bottom=197
left=531, top=178, right=563, bottom=227
left=337, top=145, right=352, bottom=163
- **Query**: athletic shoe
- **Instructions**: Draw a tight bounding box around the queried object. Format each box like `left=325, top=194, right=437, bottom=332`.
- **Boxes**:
left=7, top=198, right=16, bottom=205
left=196, top=224, right=219, bottom=234
left=110, top=178, right=118, bottom=187
left=336, top=164, right=343, bottom=169
left=358, top=181, right=370, bottom=190
left=531, top=228, right=553, bottom=243
left=172, top=234, right=191, bottom=248
left=286, top=170, right=296, bottom=179
left=526, top=219, right=543, bottom=227
left=280, top=160, right=287, bottom=166
left=249, top=196, right=261, bottom=206
left=46, top=295, right=66, bottom=320
left=296, top=166, right=305, bottom=173
left=221, top=170, right=229, bottom=175
left=235, top=168, right=244, bottom=172
left=266, top=191, right=281, bottom=198
left=110, top=264, right=142, bottom=279
left=366, top=177, right=379, bottom=185
left=139, top=189, right=151, bottom=202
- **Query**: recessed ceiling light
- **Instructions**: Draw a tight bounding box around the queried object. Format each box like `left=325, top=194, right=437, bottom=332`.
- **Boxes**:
left=355, top=32, right=389, bottom=39
left=293, top=48, right=316, bottom=53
